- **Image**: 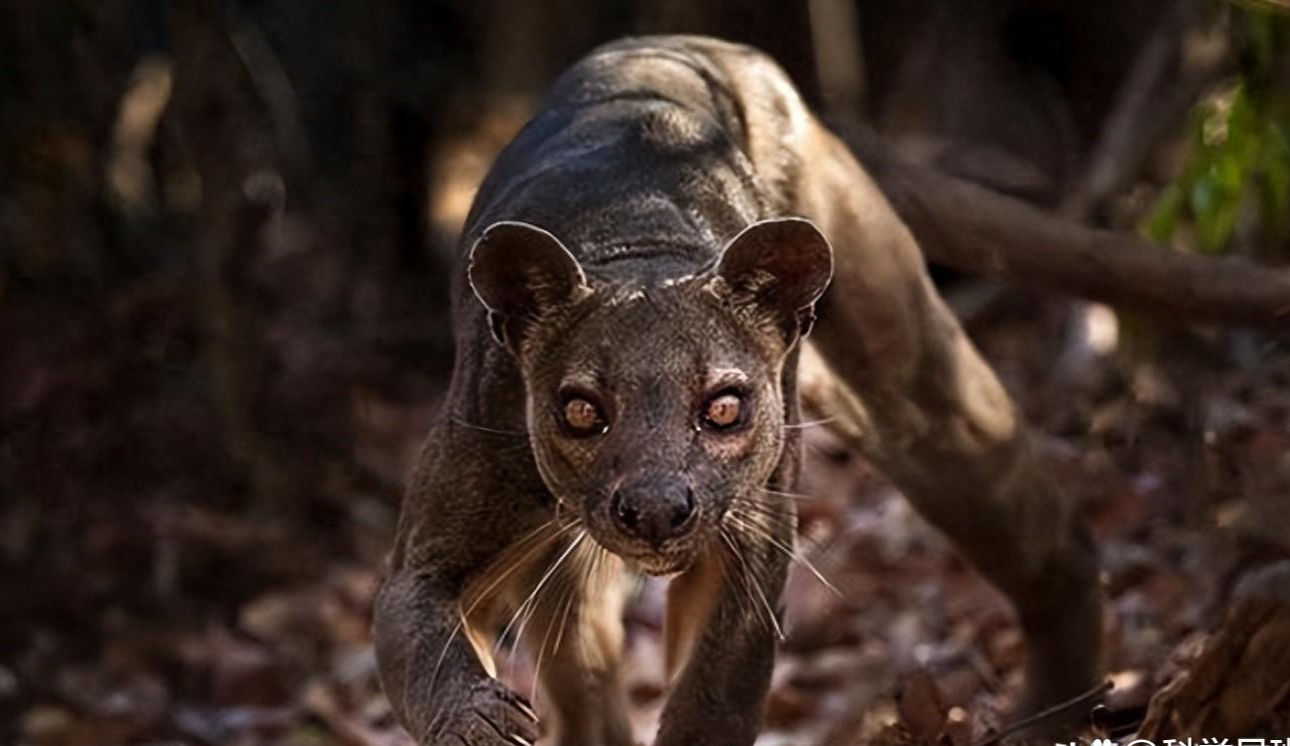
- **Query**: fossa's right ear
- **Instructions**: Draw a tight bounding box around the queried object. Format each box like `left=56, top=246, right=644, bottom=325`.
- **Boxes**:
left=468, top=221, right=589, bottom=353
left=711, top=217, right=834, bottom=342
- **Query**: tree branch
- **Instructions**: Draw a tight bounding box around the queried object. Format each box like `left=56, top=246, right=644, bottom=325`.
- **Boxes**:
left=843, top=128, right=1290, bottom=327
left=1058, top=0, right=1223, bottom=220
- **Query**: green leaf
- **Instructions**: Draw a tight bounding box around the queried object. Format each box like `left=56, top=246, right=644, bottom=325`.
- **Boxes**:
left=1143, top=185, right=1183, bottom=243
left=1190, top=173, right=1217, bottom=219
left=1197, top=193, right=1242, bottom=254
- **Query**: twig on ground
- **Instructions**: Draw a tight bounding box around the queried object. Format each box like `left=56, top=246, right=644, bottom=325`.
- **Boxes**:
left=971, top=679, right=1113, bottom=746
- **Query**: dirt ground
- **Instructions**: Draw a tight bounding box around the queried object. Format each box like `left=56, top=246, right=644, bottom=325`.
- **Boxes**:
left=5, top=252, right=1290, bottom=746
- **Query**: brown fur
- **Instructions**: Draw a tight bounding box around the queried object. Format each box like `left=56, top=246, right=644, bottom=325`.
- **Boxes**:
left=373, top=35, right=1102, bottom=746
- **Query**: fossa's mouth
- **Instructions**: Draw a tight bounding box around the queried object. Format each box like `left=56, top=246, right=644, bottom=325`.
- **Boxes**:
left=584, top=529, right=701, bottom=576
left=626, top=551, right=695, bottom=577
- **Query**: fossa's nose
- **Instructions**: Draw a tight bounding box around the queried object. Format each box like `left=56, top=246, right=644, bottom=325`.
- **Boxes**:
left=609, top=473, right=697, bottom=547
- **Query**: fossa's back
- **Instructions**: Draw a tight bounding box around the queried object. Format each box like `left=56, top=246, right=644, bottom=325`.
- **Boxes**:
left=458, top=37, right=800, bottom=290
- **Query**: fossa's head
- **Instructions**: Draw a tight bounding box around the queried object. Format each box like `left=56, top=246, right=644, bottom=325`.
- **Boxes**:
left=469, top=219, right=833, bottom=574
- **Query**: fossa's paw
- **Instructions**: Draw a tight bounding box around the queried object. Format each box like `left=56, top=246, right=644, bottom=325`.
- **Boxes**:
left=433, top=680, right=540, bottom=746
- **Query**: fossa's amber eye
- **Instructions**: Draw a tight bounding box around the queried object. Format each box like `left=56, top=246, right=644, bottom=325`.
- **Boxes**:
left=563, top=397, right=606, bottom=435
left=702, top=392, right=744, bottom=430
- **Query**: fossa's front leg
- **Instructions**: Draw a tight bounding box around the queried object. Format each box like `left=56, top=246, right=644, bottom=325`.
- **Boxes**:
left=374, top=425, right=551, bottom=746
left=657, top=507, right=792, bottom=746
left=519, top=550, right=635, bottom=746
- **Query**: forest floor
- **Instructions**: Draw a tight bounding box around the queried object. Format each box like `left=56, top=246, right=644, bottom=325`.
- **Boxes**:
left=3, top=254, right=1290, bottom=746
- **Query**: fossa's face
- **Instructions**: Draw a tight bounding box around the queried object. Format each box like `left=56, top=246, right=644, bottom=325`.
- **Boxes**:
left=469, top=219, right=832, bottom=575
left=522, top=283, right=789, bottom=574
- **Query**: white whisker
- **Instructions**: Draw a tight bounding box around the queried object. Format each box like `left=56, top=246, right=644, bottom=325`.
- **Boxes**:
left=719, top=528, right=784, bottom=641
left=497, top=529, right=587, bottom=657
left=450, top=416, right=528, bottom=437
left=427, top=518, right=572, bottom=700
left=729, top=510, right=841, bottom=599
left=757, top=486, right=817, bottom=501
left=782, top=416, right=836, bottom=430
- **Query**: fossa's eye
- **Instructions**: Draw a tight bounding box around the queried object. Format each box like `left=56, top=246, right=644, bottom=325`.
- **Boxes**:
left=563, top=397, right=607, bottom=435
left=702, top=391, right=745, bottom=431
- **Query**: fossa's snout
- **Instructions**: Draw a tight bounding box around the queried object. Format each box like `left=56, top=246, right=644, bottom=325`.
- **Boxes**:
left=609, top=472, right=698, bottom=547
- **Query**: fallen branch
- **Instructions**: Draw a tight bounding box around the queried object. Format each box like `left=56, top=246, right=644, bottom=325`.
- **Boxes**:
left=843, top=129, right=1290, bottom=327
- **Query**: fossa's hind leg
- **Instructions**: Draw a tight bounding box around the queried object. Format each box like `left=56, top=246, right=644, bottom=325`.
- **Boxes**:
left=801, top=126, right=1103, bottom=712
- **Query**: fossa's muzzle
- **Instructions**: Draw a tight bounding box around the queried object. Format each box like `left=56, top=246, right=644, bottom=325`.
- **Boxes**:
left=608, top=471, right=698, bottom=548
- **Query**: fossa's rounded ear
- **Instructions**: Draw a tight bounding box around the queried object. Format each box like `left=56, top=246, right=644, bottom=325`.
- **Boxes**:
left=468, top=221, right=589, bottom=352
left=712, top=217, right=834, bottom=339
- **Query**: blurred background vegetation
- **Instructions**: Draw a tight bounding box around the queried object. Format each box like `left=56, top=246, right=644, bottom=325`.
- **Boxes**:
left=2, top=1, right=1289, bottom=745
left=1144, top=4, right=1290, bottom=255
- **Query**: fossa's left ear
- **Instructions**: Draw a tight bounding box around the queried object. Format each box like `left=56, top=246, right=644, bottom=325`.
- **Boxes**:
left=711, top=217, right=834, bottom=340
left=468, top=221, right=589, bottom=353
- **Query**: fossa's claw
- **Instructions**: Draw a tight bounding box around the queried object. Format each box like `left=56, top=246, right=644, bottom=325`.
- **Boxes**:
left=510, top=698, right=539, bottom=724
